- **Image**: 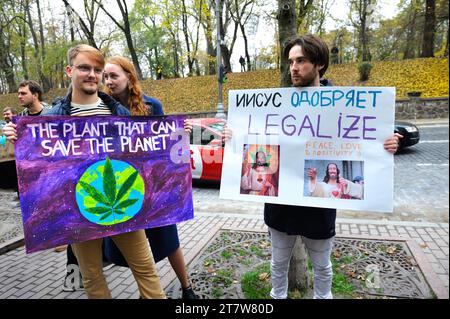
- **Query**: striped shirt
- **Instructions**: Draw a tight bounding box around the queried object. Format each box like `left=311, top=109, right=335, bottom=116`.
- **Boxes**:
left=69, top=98, right=112, bottom=116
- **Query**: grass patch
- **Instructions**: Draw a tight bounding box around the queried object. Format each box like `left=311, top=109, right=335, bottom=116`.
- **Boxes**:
left=250, top=245, right=265, bottom=257
left=331, top=255, right=356, bottom=297
left=220, top=250, right=233, bottom=260
left=241, top=263, right=272, bottom=299
left=213, top=268, right=234, bottom=287
left=211, top=287, right=224, bottom=298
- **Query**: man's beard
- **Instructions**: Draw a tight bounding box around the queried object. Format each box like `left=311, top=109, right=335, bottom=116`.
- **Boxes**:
left=292, top=69, right=316, bottom=87
left=82, top=87, right=98, bottom=95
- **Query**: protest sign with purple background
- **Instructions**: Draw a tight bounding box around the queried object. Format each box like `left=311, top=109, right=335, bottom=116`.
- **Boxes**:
left=14, top=115, right=193, bottom=253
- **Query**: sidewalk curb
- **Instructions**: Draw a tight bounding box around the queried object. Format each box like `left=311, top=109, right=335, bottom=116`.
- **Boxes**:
left=0, top=236, right=24, bottom=255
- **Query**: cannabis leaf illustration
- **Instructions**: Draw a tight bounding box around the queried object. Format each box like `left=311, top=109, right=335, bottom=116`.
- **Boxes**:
left=79, top=157, right=139, bottom=222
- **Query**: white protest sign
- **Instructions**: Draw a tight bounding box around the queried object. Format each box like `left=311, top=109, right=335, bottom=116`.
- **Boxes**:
left=220, top=86, right=395, bottom=212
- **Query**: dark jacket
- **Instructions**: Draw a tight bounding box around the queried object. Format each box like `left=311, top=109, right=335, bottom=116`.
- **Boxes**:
left=44, top=91, right=130, bottom=116
left=264, top=78, right=336, bottom=239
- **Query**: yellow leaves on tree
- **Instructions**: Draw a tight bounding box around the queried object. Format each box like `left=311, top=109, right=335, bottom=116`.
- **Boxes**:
left=142, top=57, right=448, bottom=114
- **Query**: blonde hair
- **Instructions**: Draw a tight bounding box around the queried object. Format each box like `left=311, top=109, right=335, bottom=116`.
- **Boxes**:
left=104, top=56, right=148, bottom=116
left=67, top=44, right=105, bottom=67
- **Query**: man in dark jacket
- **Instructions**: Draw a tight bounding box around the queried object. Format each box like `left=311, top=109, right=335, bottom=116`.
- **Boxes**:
left=266, top=35, right=402, bottom=299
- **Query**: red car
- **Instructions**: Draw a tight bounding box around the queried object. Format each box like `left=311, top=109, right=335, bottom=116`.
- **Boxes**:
left=189, top=118, right=226, bottom=182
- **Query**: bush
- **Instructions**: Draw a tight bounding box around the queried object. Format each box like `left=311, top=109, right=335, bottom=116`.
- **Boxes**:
left=358, top=62, right=373, bottom=81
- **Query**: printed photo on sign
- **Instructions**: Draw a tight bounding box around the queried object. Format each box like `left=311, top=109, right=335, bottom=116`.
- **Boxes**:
left=303, top=160, right=364, bottom=200
left=240, top=144, right=280, bottom=197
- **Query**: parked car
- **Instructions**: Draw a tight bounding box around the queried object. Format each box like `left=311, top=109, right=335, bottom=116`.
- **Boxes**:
left=395, top=121, right=420, bottom=149
left=188, top=118, right=420, bottom=182
left=189, top=118, right=226, bottom=182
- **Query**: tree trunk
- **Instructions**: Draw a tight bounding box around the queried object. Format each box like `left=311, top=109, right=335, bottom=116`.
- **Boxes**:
left=0, top=48, right=17, bottom=93
left=403, top=5, right=418, bottom=59
left=36, top=0, right=51, bottom=92
left=296, top=0, right=314, bottom=32
left=239, top=23, right=251, bottom=71
left=277, top=0, right=309, bottom=292
left=288, top=238, right=310, bottom=292
left=181, top=0, right=194, bottom=76
left=220, top=44, right=232, bottom=72
left=203, top=17, right=216, bottom=75
left=96, top=0, right=143, bottom=79
left=421, top=0, right=436, bottom=57
left=445, top=23, right=449, bottom=57
left=123, top=22, right=143, bottom=80
left=18, top=1, right=29, bottom=80
left=278, top=0, right=297, bottom=87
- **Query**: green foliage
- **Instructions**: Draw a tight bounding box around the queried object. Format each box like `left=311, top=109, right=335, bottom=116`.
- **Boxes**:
left=358, top=62, right=374, bottom=81
left=241, top=263, right=272, bottom=299
left=330, top=254, right=356, bottom=297
left=78, top=157, right=138, bottom=221
left=0, top=58, right=447, bottom=113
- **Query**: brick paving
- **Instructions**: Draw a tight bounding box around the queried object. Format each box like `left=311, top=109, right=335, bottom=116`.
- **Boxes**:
left=0, top=212, right=448, bottom=299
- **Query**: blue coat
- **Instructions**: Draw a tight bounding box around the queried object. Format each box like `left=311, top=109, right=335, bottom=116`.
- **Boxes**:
left=143, top=95, right=164, bottom=116
left=44, top=91, right=130, bottom=116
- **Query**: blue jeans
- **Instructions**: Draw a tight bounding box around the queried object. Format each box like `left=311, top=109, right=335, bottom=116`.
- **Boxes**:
left=268, top=227, right=334, bottom=299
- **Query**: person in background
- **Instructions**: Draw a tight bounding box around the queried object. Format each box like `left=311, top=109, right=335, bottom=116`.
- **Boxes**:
left=2, top=107, right=17, bottom=124
left=17, top=80, right=51, bottom=116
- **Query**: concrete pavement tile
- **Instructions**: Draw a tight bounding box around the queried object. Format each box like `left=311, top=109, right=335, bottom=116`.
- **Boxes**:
left=111, top=284, right=128, bottom=298
left=417, top=228, right=427, bottom=235
left=426, top=242, right=439, bottom=250
left=432, top=249, right=447, bottom=259
left=15, top=274, right=41, bottom=289
left=420, top=234, right=433, bottom=242
left=436, top=228, right=448, bottom=236
left=13, top=285, right=38, bottom=298
left=117, top=291, right=132, bottom=299
left=125, top=282, right=138, bottom=294
left=369, top=229, right=380, bottom=236
left=424, top=253, right=438, bottom=264
left=438, top=274, right=449, bottom=287
left=17, top=291, right=34, bottom=299
left=431, top=262, right=446, bottom=274
left=33, top=272, right=58, bottom=287
left=0, top=287, right=18, bottom=299
left=33, top=286, right=54, bottom=299
left=388, top=230, right=399, bottom=236
left=434, top=238, right=447, bottom=247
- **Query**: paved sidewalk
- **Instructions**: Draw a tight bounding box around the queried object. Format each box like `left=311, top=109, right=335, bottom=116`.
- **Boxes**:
left=0, top=212, right=448, bottom=299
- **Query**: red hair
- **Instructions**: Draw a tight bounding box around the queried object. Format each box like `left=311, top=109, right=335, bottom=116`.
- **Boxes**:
left=104, top=56, right=149, bottom=116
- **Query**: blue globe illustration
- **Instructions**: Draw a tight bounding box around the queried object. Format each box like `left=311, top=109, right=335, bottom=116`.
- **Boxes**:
left=75, top=158, right=145, bottom=226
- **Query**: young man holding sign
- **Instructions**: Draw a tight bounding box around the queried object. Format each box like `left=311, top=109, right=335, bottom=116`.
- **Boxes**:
left=264, top=35, right=401, bottom=299
left=3, top=44, right=165, bottom=299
